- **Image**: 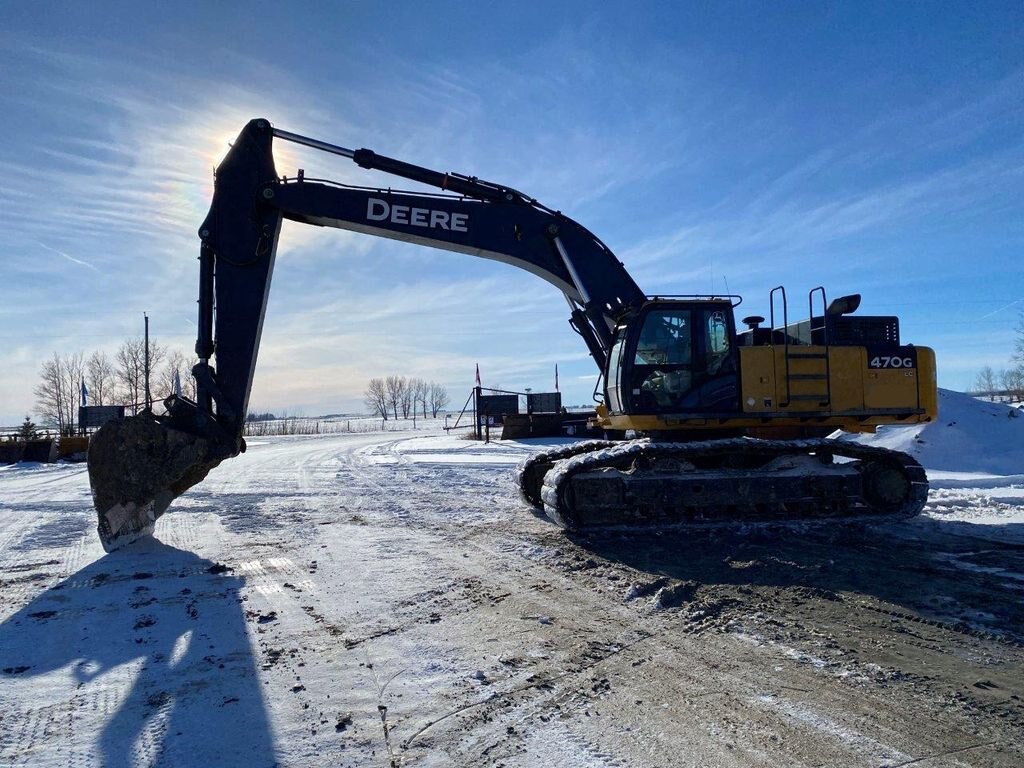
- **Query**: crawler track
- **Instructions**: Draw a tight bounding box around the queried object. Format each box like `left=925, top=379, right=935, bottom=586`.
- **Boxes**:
left=516, top=439, right=618, bottom=508
left=522, top=438, right=928, bottom=530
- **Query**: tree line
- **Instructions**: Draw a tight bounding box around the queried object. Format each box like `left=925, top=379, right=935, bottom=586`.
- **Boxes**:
left=974, top=312, right=1024, bottom=401
left=33, top=339, right=197, bottom=435
left=364, top=376, right=449, bottom=421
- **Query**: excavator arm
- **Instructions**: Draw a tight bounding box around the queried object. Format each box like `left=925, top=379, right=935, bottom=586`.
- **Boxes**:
left=195, top=119, right=643, bottom=443
left=88, top=118, right=644, bottom=550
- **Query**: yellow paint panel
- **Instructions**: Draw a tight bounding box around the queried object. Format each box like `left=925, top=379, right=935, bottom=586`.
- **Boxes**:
left=739, top=344, right=936, bottom=418
left=864, top=367, right=919, bottom=409
left=915, top=347, right=939, bottom=420
left=826, top=348, right=865, bottom=412
left=738, top=347, right=775, bottom=412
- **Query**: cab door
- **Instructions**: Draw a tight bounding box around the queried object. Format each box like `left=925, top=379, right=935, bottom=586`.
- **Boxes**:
left=617, top=303, right=738, bottom=414
left=604, top=329, right=628, bottom=414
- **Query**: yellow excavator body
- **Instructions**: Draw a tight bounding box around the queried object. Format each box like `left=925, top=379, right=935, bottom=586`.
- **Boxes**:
left=597, top=344, right=937, bottom=434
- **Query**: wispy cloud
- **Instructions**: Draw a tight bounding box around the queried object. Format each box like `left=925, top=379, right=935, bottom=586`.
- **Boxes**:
left=979, top=298, right=1024, bottom=321
left=620, top=140, right=1023, bottom=281
left=1, top=16, right=1020, bottom=422
left=37, top=242, right=100, bottom=273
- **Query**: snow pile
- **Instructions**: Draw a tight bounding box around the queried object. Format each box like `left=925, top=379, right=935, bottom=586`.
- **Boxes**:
left=839, top=389, right=1024, bottom=476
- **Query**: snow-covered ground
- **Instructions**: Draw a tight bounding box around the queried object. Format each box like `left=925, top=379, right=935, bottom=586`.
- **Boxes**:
left=841, top=388, right=1024, bottom=532
left=1, top=394, right=1022, bottom=766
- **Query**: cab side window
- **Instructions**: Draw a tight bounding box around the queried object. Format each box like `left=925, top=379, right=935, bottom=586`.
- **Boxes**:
left=706, top=310, right=730, bottom=373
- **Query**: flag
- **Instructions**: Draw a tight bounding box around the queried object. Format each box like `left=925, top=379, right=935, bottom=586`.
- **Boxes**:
left=80, top=379, right=88, bottom=406
left=173, top=370, right=182, bottom=397
left=555, top=364, right=559, bottom=392
left=475, top=363, right=481, bottom=387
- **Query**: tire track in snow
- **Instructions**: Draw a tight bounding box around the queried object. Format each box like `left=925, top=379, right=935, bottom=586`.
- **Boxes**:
left=0, top=463, right=96, bottom=604
left=6, top=430, right=1013, bottom=766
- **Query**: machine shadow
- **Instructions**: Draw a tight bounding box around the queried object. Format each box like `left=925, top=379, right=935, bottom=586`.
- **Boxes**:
left=0, top=539, right=276, bottom=768
left=568, top=518, right=1024, bottom=639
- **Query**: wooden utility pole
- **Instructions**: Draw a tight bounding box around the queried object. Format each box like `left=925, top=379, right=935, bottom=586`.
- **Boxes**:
left=144, top=313, right=152, bottom=413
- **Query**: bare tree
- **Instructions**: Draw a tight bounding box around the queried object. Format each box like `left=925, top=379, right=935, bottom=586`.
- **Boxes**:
left=385, top=375, right=407, bottom=420
left=60, top=351, right=85, bottom=433
left=400, top=383, right=413, bottom=419
left=408, top=378, right=429, bottom=420
left=1014, top=311, right=1024, bottom=365
left=429, top=382, right=450, bottom=418
left=420, top=379, right=432, bottom=419
left=977, top=313, right=1024, bottom=404
left=86, top=350, right=115, bottom=406
left=974, top=366, right=998, bottom=400
left=115, top=337, right=164, bottom=414
left=34, top=352, right=84, bottom=434
left=160, top=348, right=196, bottom=401
left=364, top=377, right=389, bottom=420
left=34, top=354, right=67, bottom=432
left=114, top=339, right=143, bottom=412
left=1003, top=366, right=1024, bottom=402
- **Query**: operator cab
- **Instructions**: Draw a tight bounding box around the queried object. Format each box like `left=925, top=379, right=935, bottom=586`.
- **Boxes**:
left=605, top=299, right=739, bottom=416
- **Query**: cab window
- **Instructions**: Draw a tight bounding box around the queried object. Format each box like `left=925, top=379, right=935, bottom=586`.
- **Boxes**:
left=706, top=310, right=729, bottom=371
left=635, top=310, right=691, bottom=366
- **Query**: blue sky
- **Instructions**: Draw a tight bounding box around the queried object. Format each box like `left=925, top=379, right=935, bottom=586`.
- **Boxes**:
left=1, top=2, right=1021, bottom=425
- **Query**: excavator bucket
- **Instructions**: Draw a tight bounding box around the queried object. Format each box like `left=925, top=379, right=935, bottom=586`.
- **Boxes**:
left=87, top=415, right=224, bottom=552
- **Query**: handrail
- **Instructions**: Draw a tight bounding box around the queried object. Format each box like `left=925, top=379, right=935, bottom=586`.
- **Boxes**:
left=809, top=285, right=831, bottom=406
left=809, top=286, right=827, bottom=345
left=769, top=286, right=790, bottom=406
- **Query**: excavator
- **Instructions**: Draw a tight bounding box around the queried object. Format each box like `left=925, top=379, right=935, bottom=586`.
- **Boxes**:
left=87, top=119, right=937, bottom=551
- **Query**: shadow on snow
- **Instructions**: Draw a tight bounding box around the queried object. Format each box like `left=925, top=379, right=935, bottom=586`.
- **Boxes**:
left=0, top=539, right=276, bottom=768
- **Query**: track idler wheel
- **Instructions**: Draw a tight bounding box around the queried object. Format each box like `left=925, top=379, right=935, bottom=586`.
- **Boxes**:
left=860, top=460, right=912, bottom=510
